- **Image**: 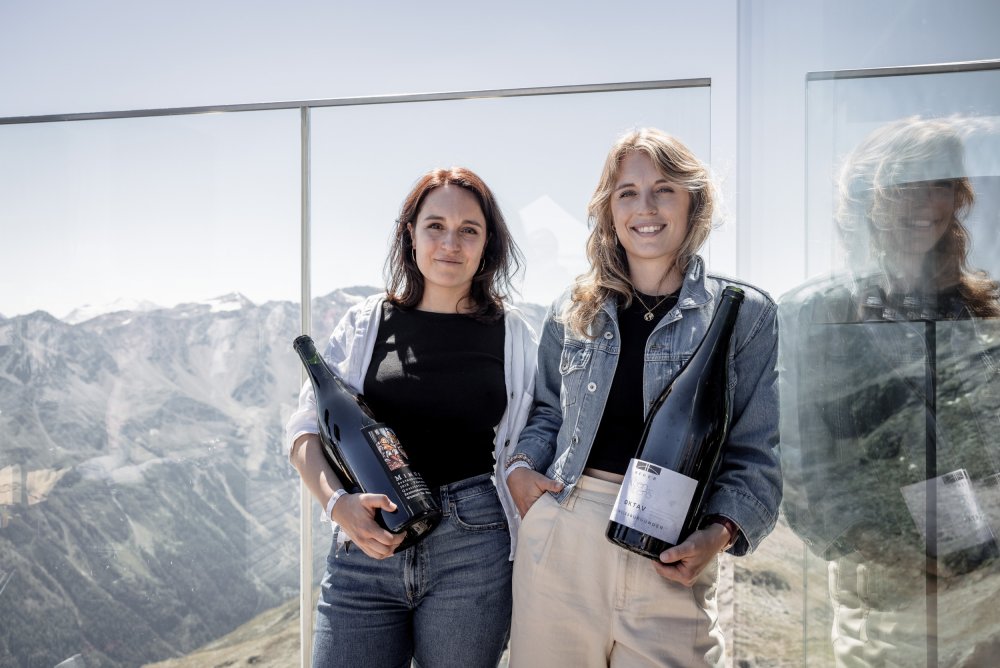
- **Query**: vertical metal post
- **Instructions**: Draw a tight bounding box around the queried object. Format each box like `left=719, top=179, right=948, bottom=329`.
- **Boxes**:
left=924, top=320, right=938, bottom=667
left=298, top=105, right=313, bottom=668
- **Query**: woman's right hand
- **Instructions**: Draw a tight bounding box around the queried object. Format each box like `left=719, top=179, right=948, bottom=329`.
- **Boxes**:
left=330, top=493, right=405, bottom=559
left=507, top=467, right=563, bottom=518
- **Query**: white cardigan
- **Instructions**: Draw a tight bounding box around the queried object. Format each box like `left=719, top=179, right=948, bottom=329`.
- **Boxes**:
left=285, top=294, right=538, bottom=559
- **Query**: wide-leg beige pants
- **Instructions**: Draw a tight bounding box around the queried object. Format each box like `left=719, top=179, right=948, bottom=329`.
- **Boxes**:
left=510, top=475, right=726, bottom=668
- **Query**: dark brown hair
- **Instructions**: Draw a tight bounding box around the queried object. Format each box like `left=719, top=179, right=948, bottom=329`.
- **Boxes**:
left=385, top=167, right=522, bottom=321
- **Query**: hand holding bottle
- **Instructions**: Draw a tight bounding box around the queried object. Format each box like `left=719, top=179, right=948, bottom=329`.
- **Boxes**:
left=331, top=493, right=406, bottom=559
left=653, top=523, right=732, bottom=587
left=507, top=467, right=564, bottom=518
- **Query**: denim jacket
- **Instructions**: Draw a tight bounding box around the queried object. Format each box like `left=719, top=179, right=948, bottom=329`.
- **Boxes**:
left=512, top=256, right=781, bottom=556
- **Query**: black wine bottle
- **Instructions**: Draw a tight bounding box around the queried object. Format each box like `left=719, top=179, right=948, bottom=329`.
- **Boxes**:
left=293, top=334, right=441, bottom=553
left=606, top=286, right=745, bottom=560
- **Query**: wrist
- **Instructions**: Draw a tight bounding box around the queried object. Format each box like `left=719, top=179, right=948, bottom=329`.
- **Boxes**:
left=324, top=488, right=348, bottom=522
left=703, top=515, right=739, bottom=552
left=505, top=452, right=535, bottom=472
left=504, top=460, right=533, bottom=480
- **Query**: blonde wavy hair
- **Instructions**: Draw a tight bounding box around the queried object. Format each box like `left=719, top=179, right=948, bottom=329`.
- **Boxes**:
left=836, top=117, right=999, bottom=317
left=563, top=128, right=718, bottom=338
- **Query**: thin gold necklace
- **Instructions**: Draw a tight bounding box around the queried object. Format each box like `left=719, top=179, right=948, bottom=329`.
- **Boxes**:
left=632, top=289, right=673, bottom=322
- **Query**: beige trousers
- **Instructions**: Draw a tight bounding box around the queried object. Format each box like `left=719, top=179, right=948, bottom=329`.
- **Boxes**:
left=510, top=475, right=726, bottom=668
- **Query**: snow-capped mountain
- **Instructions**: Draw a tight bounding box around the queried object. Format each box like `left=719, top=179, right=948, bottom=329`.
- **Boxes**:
left=0, top=287, right=379, bottom=666
left=62, top=297, right=164, bottom=325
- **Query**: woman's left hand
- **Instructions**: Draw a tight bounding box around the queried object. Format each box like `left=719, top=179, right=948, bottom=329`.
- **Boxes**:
left=653, top=523, right=731, bottom=587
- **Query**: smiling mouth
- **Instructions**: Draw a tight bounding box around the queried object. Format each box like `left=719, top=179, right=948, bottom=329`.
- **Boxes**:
left=631, top=224, right=665, bottom=235
left=904, top=218, right=937, bottom=229
left=434, top=258, right=463, bottom=264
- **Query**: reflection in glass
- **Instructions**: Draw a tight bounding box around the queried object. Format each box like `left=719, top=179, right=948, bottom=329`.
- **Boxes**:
left=781, top=116, right=1000, bottom=666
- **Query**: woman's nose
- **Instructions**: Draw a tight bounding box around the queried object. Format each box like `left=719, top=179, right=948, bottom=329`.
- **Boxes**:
left=641, top=191, right=658, bottom=214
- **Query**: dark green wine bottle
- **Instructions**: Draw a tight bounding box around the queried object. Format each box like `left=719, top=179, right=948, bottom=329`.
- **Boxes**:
left=293, top=335, right=441, bottom=553
left=606, top=286, right=744, bottom=560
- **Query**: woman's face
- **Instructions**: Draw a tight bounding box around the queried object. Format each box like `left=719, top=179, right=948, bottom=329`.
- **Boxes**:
left=610, top=152, right=691, bottom=275
left=407, top=184, right=488, bottom=300
left=881, top=179, right=956, bottom=256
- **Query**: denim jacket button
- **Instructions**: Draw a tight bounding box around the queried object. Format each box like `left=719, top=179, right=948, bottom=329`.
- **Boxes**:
left=587, top=382, right=597, bottom=392
left=604, top=331, right=613, bottom=339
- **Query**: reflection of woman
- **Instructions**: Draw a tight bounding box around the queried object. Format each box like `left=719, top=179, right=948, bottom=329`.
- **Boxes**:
left=285, top=168, right=537, bottom=667
left=781, top=117, right=1000, bottom=666
left=836, top=117, right=999, bottom=320
left=506, top=128, right=781, bottom=666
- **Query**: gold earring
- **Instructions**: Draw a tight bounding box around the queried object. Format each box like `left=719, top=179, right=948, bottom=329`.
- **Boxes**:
left=478, top=256, right=487, bottom=273
left=411, top=247, right=416, bottom=262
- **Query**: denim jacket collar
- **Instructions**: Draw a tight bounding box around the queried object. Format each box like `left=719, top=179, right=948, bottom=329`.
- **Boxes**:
left=596, top=255, right=715, bottom=333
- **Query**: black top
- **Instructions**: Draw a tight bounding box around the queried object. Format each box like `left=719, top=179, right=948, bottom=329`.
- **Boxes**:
left=586, top=290, right=680, bottom=475
left=363, top=302, right=507, bottom=489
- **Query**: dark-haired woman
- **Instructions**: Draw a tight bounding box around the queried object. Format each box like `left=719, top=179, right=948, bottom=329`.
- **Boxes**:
left=285, top=167, right=537, bottom=667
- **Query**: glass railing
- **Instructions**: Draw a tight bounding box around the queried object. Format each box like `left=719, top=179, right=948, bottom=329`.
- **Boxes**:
left=777, top=63, right=1000, bottom=667
left=0, top=80, right=717, bottom=667
left=0, top=111, right=302, bottom=667
left=1, top=15, right=998, bottom=664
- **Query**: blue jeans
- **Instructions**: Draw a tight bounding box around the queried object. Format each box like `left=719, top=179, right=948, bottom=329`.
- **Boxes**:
left=312, top=472, right=513, bottom=668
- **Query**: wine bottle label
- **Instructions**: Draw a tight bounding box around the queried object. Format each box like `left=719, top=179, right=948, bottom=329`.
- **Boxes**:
left=367, top=425, right=409, bottom=472
left=900, top=468, right=995, bottom=557
left=362, top=424, right=432, bottom=503
left=610, top=458, right=698, bottom=544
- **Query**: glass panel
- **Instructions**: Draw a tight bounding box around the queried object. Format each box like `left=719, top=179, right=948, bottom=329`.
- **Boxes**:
left=778, top=68, right=1000, bottom=666
left=310, top=86, right=711, bottom=321
left=308, top=86, right=711, bottom=662
left=0, top=111, right=302, bottom=666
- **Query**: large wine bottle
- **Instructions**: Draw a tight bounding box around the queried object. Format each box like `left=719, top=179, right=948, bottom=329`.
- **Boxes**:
left=293, top=335, right=441, bottom=553
left=607, top=286, right=744, bottom=560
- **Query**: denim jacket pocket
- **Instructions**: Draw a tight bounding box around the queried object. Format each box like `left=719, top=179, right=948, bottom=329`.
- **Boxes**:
left=559, top=343, right=590, bottom=408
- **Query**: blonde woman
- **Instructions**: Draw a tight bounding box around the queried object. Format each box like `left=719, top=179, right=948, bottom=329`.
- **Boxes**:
left=506, top=129, right=781, bottom=667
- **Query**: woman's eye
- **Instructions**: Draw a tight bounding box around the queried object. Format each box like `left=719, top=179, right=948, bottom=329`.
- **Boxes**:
left=657, top=186, right=675, bottom=194
left=618, top=190, right=636, bottom=199
left=461, top=227, right=479, bottom=235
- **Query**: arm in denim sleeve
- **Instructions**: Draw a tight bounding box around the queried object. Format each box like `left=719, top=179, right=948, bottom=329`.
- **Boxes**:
left=703, top=297, right=782, bottom=556
left=509, top=302, right=565, bottom=474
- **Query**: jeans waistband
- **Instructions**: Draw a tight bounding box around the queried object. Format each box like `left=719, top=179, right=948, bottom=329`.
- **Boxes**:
left=436, top=471, right=497, bottom=506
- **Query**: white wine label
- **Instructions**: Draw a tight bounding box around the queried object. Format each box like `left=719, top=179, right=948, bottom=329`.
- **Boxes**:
left=901, top=469, right=995, bottom=557
left=610, top=458, right=697, bottom=544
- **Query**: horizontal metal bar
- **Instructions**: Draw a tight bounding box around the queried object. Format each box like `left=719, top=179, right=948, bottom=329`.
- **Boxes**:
left=807, top=59, right=1000, bottom=82
left=0, top=78, right=711, bottom=126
